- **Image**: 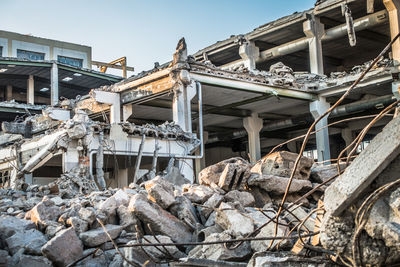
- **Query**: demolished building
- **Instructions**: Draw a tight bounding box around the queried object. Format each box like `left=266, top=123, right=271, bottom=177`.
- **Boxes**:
left=1, top=0, right=400, bottom=266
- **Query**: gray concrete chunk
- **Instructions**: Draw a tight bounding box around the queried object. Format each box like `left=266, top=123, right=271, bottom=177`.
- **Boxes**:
left=41, top=227, right=83, bottom=267
left=324, top=115, right=400, bottom=216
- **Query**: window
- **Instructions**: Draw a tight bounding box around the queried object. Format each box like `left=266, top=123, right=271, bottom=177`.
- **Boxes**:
left=0, top=46, right=2, bottom=57
left=17, top=49, right=45, bottom=61
left=57, top=55, right=83, bottom=68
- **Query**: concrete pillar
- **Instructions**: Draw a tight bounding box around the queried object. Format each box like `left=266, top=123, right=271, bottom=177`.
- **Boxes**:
left=172, top=81, right=196, bottom=182
left=341, top=128, right=353, bottom=153
left=303, top=15, right=325, bottom=75
left=384, top=0, right=400, bottom=65
left=118, top=168, right=129, bottom=188
left=27, top=75, right=34, bottom=104
left=62, top=142, right=79, bottom=173
left=239, top=41, right=260, bottom=71
left=287, top=142, right=297, bottom=153
left=243, top=112, right=263, bottom=162
left=173, top=82, right=196, bottom=132
left=92, top=90, right=121, bottom=124
left=51, top=63, right=59, bottom=106
left=310, top=97, right=331, bottom=163
left=122, top=104, right=133, bottom=122
left=6, top=85, right=12, bottom=101
left=195, top=131, right=208, bottom=180
left=24, top=173, right=33, bottom=184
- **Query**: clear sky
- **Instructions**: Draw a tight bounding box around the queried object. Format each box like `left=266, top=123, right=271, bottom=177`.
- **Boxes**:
left=1, top=0, right=316, bottom=75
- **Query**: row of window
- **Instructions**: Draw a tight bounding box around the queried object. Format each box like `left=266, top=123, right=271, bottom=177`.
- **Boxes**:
left=14, top=49, right=83, bottom=68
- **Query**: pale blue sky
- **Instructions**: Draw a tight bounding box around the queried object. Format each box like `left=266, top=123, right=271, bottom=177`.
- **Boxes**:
left=1, top=0, right=315, bottom=75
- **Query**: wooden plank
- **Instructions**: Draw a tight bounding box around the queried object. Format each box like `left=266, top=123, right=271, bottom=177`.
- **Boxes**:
left=311, top=200, right=325, bottom=246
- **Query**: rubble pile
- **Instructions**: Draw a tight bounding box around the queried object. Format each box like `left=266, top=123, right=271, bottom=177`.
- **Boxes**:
left=0, top=151, right=338, bottom=267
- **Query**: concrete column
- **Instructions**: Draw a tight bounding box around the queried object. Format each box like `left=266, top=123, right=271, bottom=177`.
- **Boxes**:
left=118, top=168, right=129, bottom=188
left=6, top=85, right=12, bottom=101
left=303, top=15, right=324, bottom=75
left=287, top=142, right=297, bottom=153
left=341, top=128, right=353, bottom=152
left=51, top=63, right=59, bottom=106
left=384, top=0, right=400, bottom=65
left=122, top=104, right=133, bottom=122
left=172, top=81, right=196, bottom=182
left=62, top=143, right=79, bottom=173
left=239, top=41, right=259, bottom=71
left=27, top=75, right=34, bottom=104
left=92, top=90, right=121, bottom=123
left=24, top=173, right=33, bottom=185
left=310, top=97, right=331, bottom=163
left=195, top=131, right=208, bottom=180
left=173, top=82, right=196, bottom=132
left=243, top=112, right=263, bottom=162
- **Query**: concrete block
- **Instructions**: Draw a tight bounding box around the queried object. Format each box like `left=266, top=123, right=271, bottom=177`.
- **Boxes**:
left=325, top=115, right=400, bottom=216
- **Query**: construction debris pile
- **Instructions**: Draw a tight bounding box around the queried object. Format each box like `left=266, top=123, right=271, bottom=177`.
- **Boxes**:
left=0, top=150, right=338, bottom=267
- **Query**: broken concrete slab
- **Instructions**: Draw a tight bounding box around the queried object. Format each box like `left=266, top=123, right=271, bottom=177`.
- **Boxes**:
left=248, top=187, right=272, bottom=208
left=218, top=162, right=252, bottom=192
left=6, top=228, right=47, bottom=255
left=66, top=216, right=89, bottom=234
left=247, top=251, right=336, bottom=267
left=189, top=231, right=251, bottom=261
left=14, top=254, right=53, bottom=267
left=79, top=224, right=123, bottom=247
left=251, top=151, right=314, bottom=180
left=169, top=195, right=199, bottom=229
left=224, top=190, right=255, bottom=207
left=130, top=235, right=186, bottom=260
left=28, top=196, right=62, bottom=228
left=248, top=174, right=312, bottom=195
left=144, top=176, right=176, bottom=209
left=41, top=227, right=84, bottom=267
left=283, top=205, right=315, bottom=231
left=200, top=193, right=224, bottom=219
left=199, top=157, right=251, bottom=188
left=216, top=202, right=254, bottom=237
left=117, top=205, right=140, bottom=233
left=250, top=214, right=290, bottom=251
left=182, top=184, right=215, bottom=204
left=0, top=216, right=36, bottom=241
left=310, top=163, right=345, bottom=184
left=324, top=115, right=400, bottom=216
left=75, top=249, right=108, bottom=267
left=78, top=207, right=96, bottom=225
left=128, top=193, right=193, bottom=243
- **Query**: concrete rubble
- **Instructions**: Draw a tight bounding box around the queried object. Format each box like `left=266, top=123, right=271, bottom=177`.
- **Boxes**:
left=0, top=147, right=342, bottom=267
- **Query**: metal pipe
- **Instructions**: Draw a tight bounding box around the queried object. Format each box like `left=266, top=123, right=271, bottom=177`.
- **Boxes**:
left=257, top=10, right=388, bottom=63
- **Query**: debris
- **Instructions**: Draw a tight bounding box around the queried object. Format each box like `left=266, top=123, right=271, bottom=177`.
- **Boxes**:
left=41, top=227, right=84, bottom=267
left=251, top=151, right=314, bottom=180
left=215, top=202, right=254, bottom=237
left=79, top=224, right=123, bottom=247
left=248, top=174, right=312, bottom=195
left=144, top=176, right=177, bottom=209
left=128, top=193, right=193, bottom=243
